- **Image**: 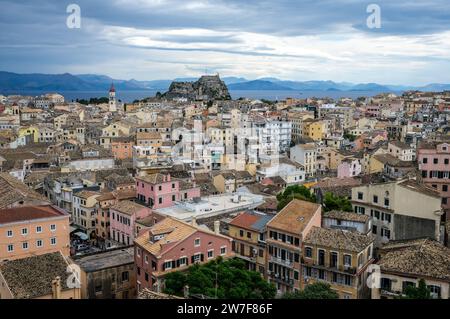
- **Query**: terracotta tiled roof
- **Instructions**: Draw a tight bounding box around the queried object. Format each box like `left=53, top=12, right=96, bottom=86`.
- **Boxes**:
left=0, top=173, right=48, bottom=208
left=137, top=173, right=170, bottom=184
left=304, top=226, right=374, bottom=252
left=113, top=189, right=136, bottom=200
left=0, top=205, right=68, bottom=225
left=111, top=200, right=148, bottom=216
left=136, top=132, right=162, bottom=140
left=96, top=192, right=115, bottom=201
left=267, top=199, right=321, bottom=235
left=74, top=190, right=100, bottom=200
left=398, top=179, right=441, bottom=198
left=0, top=252, right=71, bottom=299
left=229, top=212, right=260, bottom=230
left=229, top=211, right=273, bottom=232
left=378, top=239, right=450, bottom=281
left=138, top=288, right=184, bottom=299
left=373, top=154, right=414, bottom=167
left=135, top=216, right=230, bottom=257
left=134, top=217, right=197, bottom=256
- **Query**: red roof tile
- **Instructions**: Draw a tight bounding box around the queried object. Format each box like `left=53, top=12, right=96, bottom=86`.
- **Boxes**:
left=0, top=205, right=68, bottom=225
left=229, top=212, right=260, bottom=231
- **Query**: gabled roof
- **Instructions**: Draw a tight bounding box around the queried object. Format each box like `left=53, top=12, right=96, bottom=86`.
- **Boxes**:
left=229, top=211, right=273, bottom=232
left=0, top=173, right=48, bottom=209
left=304, top=226, right=374, bottom=252
left=135, top=216, right=230, bottom=257
left=111, top=200, right=149, bottom=216
left=378, top=238, right=450, bottom=281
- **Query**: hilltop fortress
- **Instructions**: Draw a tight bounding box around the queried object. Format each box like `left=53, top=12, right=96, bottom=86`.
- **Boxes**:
left=162, top=74, right=231, bottom=101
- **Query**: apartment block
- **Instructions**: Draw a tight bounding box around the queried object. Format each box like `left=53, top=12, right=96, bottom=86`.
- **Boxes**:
left=0, top=205, right=70, bottom=261
left=302, top=227, right=374, bottom=299
left=265, top=199, right=322, bottom=295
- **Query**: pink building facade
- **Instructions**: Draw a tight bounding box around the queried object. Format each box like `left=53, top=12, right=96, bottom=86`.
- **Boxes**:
left=134, top=217, right=233, bottom=292
left=418, top=142, right=450, bottom=219
left=110, top=201, right=153, bottom=245
left=136, top=174, right=200, bottom=209
left=337, top=159, right=362, bottom=178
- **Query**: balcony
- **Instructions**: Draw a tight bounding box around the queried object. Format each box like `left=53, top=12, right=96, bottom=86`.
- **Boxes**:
left=269, top=256, right=293, bottom=267
left=268, top=272, right=294, bottom=286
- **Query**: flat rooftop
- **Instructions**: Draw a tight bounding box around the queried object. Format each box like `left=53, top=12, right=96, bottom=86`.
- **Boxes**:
left=72, top=247, right=134, bottom=272
left=154, top=192, right=265, bottom=221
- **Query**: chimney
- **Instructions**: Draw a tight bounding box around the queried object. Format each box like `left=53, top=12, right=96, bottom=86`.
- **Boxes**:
left=214, top=220, right=220, bottom=234
left=191, top=216, right=197, bottom=226
left=51, top=276, right=62, bottom=299
left=167, top=174, right=171, bottom=182
left=184, top=285, right=190, bottom=298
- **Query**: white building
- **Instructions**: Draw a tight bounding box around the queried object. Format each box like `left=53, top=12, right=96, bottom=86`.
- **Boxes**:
left=351, top=180, right=443, bottom=247
left=256, top=157, right=305, bottom=185
left=290, top=143, right=317, bottom=178
left=387, top=141, right=415, bottom=161
left=154, top=192, right=265, bottom=221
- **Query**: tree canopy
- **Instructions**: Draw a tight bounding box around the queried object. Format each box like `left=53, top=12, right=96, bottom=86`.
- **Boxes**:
left=76, top=97, right=109, bottom=105
left=399, top=279, right=432, bottom=299
left=276, top=185, right=316, bottom=211
left=282, top=282, right=339, bottom=299
left=343, top=133, right=357, bottom=142
left=163, top=257, right=276, bottom=299
left=322, top=192, right=353, bottom=212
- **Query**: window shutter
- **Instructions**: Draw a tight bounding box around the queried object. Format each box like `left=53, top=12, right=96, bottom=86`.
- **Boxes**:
left=200, top=254, right=204, bottom=261
left=172, top=260, right=176, bottom=269
left=176, top=259, right=180, bottom=267
left=191, top=255, right=195, bottom=263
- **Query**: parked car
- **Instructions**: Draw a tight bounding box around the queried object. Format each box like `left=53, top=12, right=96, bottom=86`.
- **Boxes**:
left=76, top=244, right=90, bottom=251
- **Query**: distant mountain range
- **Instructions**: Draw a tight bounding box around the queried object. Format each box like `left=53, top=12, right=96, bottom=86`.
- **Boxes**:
left=1, top=71, right=450, bottom=93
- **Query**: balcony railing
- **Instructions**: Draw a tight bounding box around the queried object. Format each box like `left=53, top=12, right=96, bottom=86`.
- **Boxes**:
left=269, top=256, right=293, bottom=267
left=268, top=272, right=294, bottom=286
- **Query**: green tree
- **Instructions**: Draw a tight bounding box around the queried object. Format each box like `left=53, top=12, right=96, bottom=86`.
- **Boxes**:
left=276, top=185, right=316, bottom=210
left=163, top=257, right=276, bottom=299
left=163, top=271, right=187, bottom=295
left=401, top=279, right=432, bottom=299
left=322, top=192, right=353, bottom=212
left=282, top=282, right=339, bottom=299
left=343, top=133, right=357, bottom=142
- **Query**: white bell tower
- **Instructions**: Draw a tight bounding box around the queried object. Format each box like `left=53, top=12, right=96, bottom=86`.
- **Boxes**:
left=109, top=83, right=117, bottom=112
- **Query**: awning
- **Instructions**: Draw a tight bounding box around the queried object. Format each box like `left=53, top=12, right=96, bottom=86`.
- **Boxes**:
left=69, top=226, right=79, bottom=233
left=74, top=232, right=89, bottom=240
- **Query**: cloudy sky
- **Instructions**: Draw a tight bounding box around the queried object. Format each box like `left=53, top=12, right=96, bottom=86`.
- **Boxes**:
left=1, top=0, right=450, bottom=85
